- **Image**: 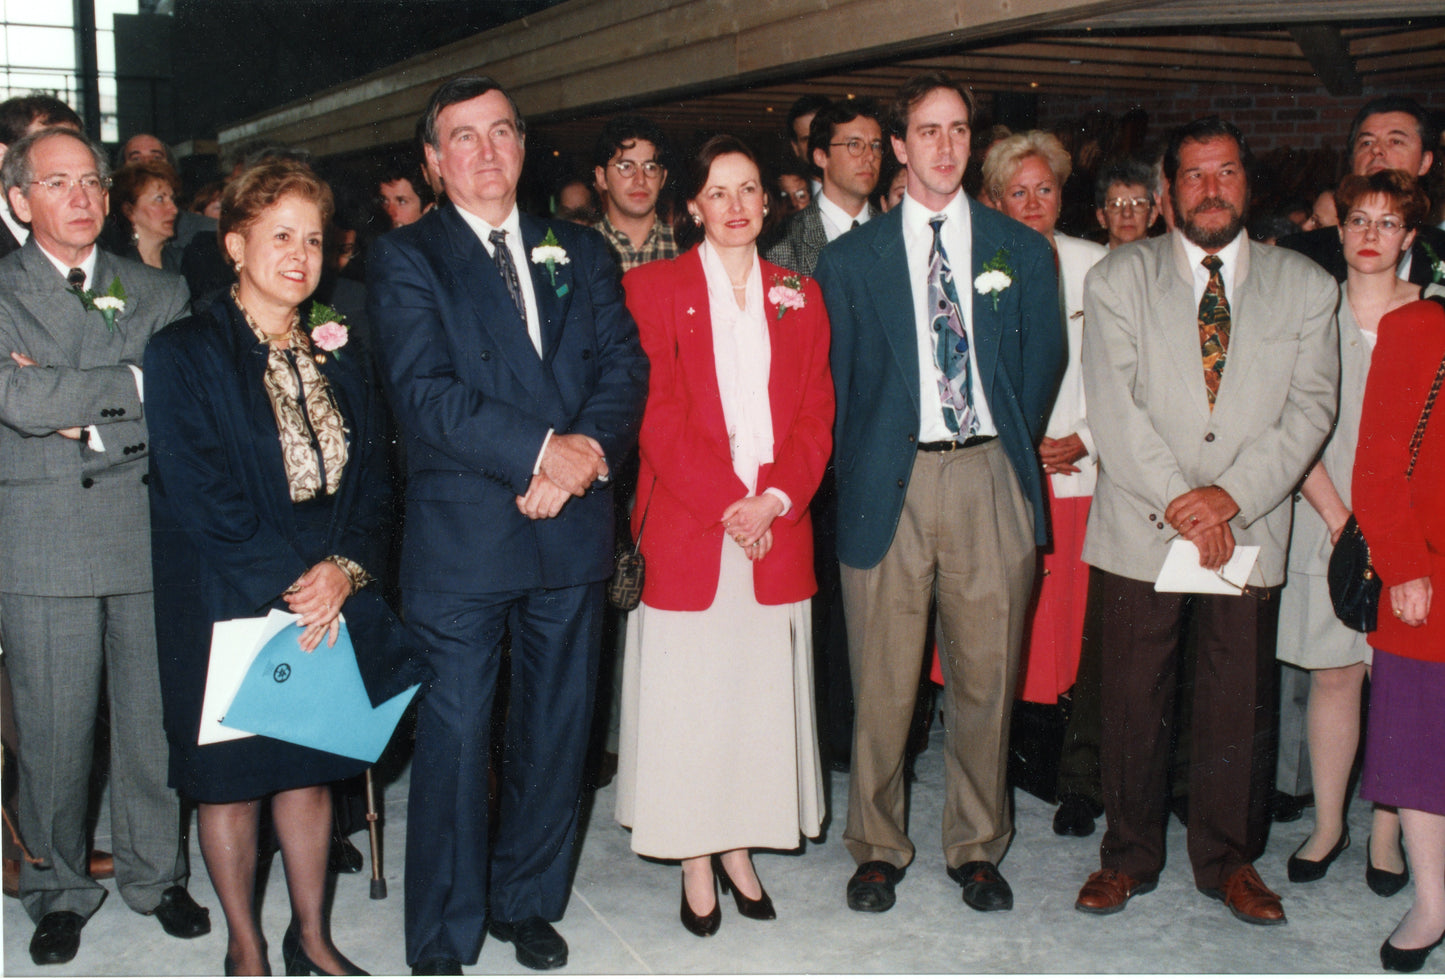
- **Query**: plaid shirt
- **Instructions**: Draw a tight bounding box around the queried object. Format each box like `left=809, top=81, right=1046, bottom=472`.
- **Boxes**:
left=595, top=214, right=679, bottom=274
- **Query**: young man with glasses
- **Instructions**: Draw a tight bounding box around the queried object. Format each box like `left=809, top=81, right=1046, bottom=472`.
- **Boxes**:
left=767, top=97, right=884, bottom=277
left=591, top=114, right=676, bottom=275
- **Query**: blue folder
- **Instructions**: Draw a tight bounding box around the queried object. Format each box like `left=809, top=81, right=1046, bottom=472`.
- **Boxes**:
left=222, top=619, right=418, bottom=763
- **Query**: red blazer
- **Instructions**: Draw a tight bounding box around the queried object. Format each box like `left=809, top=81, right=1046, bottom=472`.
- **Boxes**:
left=622, top=249, right=833, bottom=611
left=1353, top=298, right=1445, bottom=663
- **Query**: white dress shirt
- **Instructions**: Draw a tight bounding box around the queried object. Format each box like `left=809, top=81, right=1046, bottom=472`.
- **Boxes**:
left=1, top=206, right=29, bottom=248
left=1181, top=230, right=1244, bottom=308
left=900, top=190, right=997, bottom=442
left=817, top=190, right=870, bottom=243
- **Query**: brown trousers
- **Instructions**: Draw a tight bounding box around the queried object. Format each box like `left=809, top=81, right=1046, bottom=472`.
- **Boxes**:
left=841, top=441, right=1035, bottom=870
left=1093, top=567, right=1277, bottom=890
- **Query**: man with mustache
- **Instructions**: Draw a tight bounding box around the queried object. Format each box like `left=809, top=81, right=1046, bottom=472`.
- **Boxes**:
left=1073, top=116, right=1338, bottom=925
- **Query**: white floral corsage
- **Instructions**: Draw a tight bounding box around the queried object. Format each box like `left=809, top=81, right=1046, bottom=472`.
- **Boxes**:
left=70, top=276, right=127, bottom=333
left=531, top=228, right=571, bottom=296
left=973, top=248, right=1015, bottom=312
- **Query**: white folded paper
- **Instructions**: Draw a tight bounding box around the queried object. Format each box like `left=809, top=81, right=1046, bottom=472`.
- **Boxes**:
left=1154, top=539, right=1261, bottom=595
left=198, top=609, right=307, bottom=745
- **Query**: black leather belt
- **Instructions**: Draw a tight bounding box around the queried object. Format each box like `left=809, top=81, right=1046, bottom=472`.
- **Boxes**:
left=917, top=435, right=995, bottom=452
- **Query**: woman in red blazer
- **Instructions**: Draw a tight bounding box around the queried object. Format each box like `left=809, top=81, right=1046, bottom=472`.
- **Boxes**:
left=1354, top=292, right=1445, bottom=972
left=613, top=135, right=833, bottom=938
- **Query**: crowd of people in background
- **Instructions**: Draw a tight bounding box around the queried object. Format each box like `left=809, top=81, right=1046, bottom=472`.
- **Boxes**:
left=0, top=70, right=1444, bottom=978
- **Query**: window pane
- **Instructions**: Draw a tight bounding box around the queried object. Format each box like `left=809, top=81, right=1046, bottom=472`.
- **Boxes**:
left=7, top=25, right=75, bottom=72
left=93, top=0, right=139, bottom=32
left=97, top=29, right=114, bottom=72
left=4, top=0, right=72, bottom=27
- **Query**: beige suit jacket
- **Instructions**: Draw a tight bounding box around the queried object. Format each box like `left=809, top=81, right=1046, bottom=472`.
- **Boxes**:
left=1080, top=230, right=1339, bottom=588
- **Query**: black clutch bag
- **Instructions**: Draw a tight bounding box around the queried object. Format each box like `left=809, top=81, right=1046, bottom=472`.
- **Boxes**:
left=607, top=478, right=654, bottom=612
left=1327, top=515, right=1379, bottom=634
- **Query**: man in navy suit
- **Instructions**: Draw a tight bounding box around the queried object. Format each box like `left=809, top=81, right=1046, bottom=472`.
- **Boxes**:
left=815, top=71, right=1063, bottom=916
left=367, top=76, right=647, bottom=975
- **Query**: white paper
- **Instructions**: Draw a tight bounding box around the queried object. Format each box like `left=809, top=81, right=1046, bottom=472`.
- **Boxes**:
left=197, top=609, right=301, bottom=745
left=1154, top=539, right=1261, bottom=594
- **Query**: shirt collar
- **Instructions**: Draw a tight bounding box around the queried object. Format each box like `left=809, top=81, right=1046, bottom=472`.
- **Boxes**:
left=455, top=202, right=522, bottom=252
left=35, top=240, right=98, bottom=288
left=900, top=187, right=971, bottom=246
left=1179, top=229, right=1245, bottom=277
left=816, top=190, right=868, bottom=232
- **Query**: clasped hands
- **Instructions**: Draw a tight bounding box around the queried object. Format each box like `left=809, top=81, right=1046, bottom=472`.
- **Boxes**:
left=284, top=560, right=352, bottom=652
left=1039, top=433, right=1087, bottom=476
left=515, top=433, right=608, bottom=519
left=11, top=351, right=82, bottom=440
left=1164, top=485, right=1240, bottom=571
left=723, top=493, right=784, bottom=562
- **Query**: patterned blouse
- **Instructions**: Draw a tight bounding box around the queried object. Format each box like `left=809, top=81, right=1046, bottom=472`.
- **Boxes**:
left=234, top=288, right=369, bottom=591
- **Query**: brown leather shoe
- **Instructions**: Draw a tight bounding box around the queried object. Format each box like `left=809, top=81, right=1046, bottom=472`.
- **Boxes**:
left=1201, top=864, right=1286, bottom=925
left=1075, top=868, right=1156, bottom=914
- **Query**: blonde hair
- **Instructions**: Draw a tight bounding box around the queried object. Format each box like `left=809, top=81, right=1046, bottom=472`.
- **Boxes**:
left=981, top=130, right=1072, bottom=205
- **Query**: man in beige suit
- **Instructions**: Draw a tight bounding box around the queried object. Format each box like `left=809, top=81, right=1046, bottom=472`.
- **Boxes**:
left=1072, top=117, right=1338, bottom=926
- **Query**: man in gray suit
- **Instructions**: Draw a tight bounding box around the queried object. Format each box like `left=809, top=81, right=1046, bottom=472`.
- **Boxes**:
left=1073, top=117, right=1338, bottom=925
left=767, top=97, right=884, bottom=276
left=0, top=127, right=209, bottom=965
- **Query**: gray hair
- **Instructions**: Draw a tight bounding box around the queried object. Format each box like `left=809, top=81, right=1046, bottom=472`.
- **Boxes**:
left=2, top=126, right=110, bottom=205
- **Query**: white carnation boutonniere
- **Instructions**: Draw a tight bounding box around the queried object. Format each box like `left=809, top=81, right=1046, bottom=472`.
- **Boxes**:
left=973, top=248, right=1015, bottom=312
left=70, top=276, right=127, bottom=333
left=1424, top=242, right=1445, bottom=285
left=767, top=273, right=807, bottom=321
left=530, top=228, right=571, bottom=297
left=306, top=300, right=349, bottom=364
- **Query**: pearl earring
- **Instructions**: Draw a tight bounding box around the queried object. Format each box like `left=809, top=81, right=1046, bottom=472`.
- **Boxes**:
left=692, top=214, right=702, bottom=226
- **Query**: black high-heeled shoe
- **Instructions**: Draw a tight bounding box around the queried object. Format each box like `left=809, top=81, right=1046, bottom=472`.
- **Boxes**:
left=711, top=853, right=776, bottom=920
left=223, top=951, right=272, bottom=976
left=1381, top=930, right=1445, bottom=973
left=679, top=872, right=721, bottom=937
left=1286, top=830, right=1349, bottom=883
left=1367, top=835, right=1411, bottom=897
left=281, top=921, right=369, bottom=976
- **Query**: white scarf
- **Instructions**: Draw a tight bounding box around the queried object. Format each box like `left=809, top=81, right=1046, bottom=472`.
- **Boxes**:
left=700, top=239, right=774, bottom=493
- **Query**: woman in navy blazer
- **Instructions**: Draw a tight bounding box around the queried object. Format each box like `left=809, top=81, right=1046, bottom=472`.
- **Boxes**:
left=146, top=162, right=422, bottom=976
left=614, top=136, right=833, bottom=937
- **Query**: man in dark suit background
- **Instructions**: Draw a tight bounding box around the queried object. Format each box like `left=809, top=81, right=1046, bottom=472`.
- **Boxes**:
left=1278, top=96, right=1443, bottom=287
left=367, top=77, right=647, bottom=976
left=815, top=71, right=1063, bottom=916
left=0, top=126, right=209, bottom=965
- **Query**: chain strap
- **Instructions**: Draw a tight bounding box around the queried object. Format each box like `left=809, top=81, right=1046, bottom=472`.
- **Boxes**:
left=1406, top=294, right=1445, bottom=478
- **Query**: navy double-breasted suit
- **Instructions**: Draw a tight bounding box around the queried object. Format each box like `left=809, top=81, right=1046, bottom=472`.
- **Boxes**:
left=367, top=203, right=647, bottom=965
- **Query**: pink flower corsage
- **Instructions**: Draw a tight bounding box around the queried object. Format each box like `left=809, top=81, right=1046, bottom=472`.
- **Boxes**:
left=306, top=301, right=349, bottom=362
left=767, top=274, right=807, bottom=321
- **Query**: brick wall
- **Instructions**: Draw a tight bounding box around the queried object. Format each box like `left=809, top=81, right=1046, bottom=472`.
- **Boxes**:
left=1031, top=83, right=1445, bottom=153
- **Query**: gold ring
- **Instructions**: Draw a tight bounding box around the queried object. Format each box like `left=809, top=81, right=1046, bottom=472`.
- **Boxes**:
left=1393, top=607, right=1403, bottom=617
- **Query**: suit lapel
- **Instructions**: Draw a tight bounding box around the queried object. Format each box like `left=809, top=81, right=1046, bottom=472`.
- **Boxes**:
left=864, top=211, right=920, bottom=411
left=967, top=198, right=1003, bottom=394
left=674, top=250, right=732, bottom=451
left=1162, top=231, right=1213, bottom=421
left=79, top=249, right=130, bottom=367
left=438, top=206, right=550, bottom=396
left=520, top=214, right=571, bottom=363
left=12, top=241, right=85, bottom=363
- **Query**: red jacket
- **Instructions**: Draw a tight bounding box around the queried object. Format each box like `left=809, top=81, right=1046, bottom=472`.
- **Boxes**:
left=1353, top=298, right=1445, bottom=662
left=622, top=249, right=834, bottom=610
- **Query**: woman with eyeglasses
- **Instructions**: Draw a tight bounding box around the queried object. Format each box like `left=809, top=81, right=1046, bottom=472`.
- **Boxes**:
left=1350, top=171, right=1445, bottom=972
left=1277, top=170, right=1425, bottom=903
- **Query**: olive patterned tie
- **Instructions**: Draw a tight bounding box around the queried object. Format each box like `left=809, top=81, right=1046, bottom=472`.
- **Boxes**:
left=1198, top=254, right=1230, bottom=409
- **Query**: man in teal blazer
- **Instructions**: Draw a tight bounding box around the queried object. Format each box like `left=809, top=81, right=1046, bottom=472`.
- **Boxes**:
left=815, top=71, right=1063, bottom=916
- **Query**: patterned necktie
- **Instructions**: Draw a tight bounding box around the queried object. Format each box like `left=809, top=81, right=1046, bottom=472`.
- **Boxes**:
left=1198, top=254, right=1231, bottom=409
left=927, top=215, right=975, bottom=437
left=489, top=229, right=526, bottom=323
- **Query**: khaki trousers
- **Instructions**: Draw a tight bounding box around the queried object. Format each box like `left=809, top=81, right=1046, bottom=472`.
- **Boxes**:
left=841, top=440, right=1035, bottom=870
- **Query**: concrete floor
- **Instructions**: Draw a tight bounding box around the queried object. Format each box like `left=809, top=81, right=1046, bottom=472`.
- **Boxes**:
left=2, top=722, right=1417, bottom=976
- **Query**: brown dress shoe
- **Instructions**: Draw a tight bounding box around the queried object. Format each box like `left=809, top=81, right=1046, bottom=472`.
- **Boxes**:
left=1075, top=868, right=1156, bottom=914
left=1201, top=864, right=1286, bottom=925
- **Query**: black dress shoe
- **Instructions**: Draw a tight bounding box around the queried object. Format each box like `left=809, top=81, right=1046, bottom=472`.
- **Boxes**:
left=282, top=919, right=368, bottom=975
left=680, top=872, right=721, bottom=937
left=30, top=911, right=84, bottom=965
left=411, top=959, right=462, bottom=976
left=1367, top=835, right=1411, bottom=897
left=488, top=917, right=567, bottom=971
left=1381, top=930, right=1445, bottom=972
left=948, top=861, right=1013, bottom=912
left=149, top=885, right=211, bottom=938
left=712, top=853, right=775, bottom=920
left=1052, top=795, right=1102, bottom=837
left=846, top=860, right=904, bottom=913
left=1270, top=790, right=1313, bottom=823
left=1287, top=830, right=1349, bottom=883
left=328, top=833, right=364, bottom=874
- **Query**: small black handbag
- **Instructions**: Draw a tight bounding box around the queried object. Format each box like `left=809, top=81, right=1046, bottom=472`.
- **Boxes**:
left=1328, top=302, right=1445, bottom=633
left=607, top=480, right=654, bottom=612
